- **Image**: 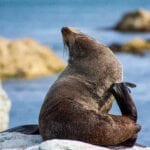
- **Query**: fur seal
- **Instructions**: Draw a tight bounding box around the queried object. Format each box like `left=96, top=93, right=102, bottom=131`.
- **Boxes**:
left=38, top=27, right=141, bottom=146
left=1, top=27, right=141, bottom=147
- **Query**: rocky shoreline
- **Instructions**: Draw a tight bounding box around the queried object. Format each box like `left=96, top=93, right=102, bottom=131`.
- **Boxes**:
left=0, top=132, right=149, bottom=150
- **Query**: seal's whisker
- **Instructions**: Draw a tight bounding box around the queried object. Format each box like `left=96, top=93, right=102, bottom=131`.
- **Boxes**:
left=63, top=45, right=68, bottom=57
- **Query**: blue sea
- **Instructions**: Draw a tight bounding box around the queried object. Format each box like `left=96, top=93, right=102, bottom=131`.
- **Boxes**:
left=0, top=0, right=150, bottom=146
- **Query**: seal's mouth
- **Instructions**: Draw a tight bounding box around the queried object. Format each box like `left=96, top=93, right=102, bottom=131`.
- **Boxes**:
left=61, top=27, right=80, bottom=48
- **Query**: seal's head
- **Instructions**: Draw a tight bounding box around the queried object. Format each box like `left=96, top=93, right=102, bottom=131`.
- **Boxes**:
left=61, top=26, right=122, bottom=87
left=61, top=26, right=103, bottom=64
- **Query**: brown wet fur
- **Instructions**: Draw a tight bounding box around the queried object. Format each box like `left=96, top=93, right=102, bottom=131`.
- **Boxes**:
left=39, top=27, right=141, bottom=146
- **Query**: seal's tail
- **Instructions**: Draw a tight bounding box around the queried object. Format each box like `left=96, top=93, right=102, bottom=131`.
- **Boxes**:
left=1, top=124, right=39, bottom=135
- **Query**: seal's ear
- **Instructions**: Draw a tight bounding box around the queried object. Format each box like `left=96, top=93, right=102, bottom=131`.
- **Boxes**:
left=110, top=82, right=137, bottom=122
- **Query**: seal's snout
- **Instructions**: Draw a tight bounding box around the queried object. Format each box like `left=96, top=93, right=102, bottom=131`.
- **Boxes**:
left=61, top=27, right=80, bottom=35
left=61, top=27, right=70, bottom=34
left=61, top=27, right=80, bottom=48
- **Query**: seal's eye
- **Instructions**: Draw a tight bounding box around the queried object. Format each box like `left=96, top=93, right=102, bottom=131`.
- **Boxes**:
left=76, top=36, right=92, bottom=50
left=70, top=37, right=89, bottom=58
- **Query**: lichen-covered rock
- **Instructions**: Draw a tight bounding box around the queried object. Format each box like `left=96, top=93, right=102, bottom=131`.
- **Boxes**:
left=0, top=37, right=66, bottom=79
left=0, top=132, right=149, bottom=150
left=115, top=9, right=150, bottom=32
left=0, top=81, right=11, bottom=131
left=109, top=38, right=150, bottom=55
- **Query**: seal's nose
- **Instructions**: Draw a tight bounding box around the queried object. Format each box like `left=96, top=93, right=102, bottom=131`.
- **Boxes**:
left=61, top=27, right=70, bottom=34
left=61, top=27, right=80, bottom=35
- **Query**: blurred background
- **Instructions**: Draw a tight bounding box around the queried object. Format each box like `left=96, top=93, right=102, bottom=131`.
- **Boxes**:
left=0, top=0, right=150, bottom=146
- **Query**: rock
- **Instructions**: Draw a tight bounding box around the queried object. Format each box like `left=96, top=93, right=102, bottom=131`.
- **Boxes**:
left=109, top=38, right=150, bottom=55
left=0, top=37, right=66, bottom=79
left=38, top=139, right=107, bottom=150
left=0, top=132, right=42, bottom=149
left=122, top=38, right=150, bottom=54
left=0, top=81, right=11, bottom=131
left=115, top=9, right=150, bottom=32
left=0, top=132, right=149, bottom=150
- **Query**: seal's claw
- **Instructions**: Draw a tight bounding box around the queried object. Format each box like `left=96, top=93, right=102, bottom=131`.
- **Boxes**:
left=110, top=82, right=136, bottom=93
left=124, top=82, right=136, bottom=88
left=123, top=82, right=136, bottom=93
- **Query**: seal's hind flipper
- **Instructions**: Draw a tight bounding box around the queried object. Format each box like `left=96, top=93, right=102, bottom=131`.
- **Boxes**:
left=109, top=82, right=141, bottom=147
left=110, top=82, right=137, bottom=122
left=1, top=124, right=39, bottom=135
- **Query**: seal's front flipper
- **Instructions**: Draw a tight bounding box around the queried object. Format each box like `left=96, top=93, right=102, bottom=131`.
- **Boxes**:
left=0, top=124, right=39, bottom=135
left=110, top=82, right=138, bottom=122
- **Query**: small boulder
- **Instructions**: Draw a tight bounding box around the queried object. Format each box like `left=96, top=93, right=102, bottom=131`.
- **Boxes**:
left=0, top=37, right=66, bottom=79
left=0, top=81, right=11, bottom=131
left=115, top=9, right=150, bottom=32
left=0, top=132, right=42, bottom=149
left=109, top=38, right=150, bottom=55
left=39, top=139, right=107, bottom=150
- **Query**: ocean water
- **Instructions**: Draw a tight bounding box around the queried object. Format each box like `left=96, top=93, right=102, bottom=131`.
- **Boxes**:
left=0, top=0, right=150, bottom=146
